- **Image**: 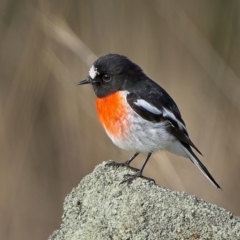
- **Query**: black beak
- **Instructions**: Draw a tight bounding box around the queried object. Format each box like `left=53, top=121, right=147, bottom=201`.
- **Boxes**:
left=78, top=77, right=92, bottom=85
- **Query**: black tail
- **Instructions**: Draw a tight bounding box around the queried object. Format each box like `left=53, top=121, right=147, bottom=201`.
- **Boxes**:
left=182, top=143, right=221, bottom=190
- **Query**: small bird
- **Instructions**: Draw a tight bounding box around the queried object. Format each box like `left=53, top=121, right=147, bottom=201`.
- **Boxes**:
left=78, top=53, right=221, bottom=189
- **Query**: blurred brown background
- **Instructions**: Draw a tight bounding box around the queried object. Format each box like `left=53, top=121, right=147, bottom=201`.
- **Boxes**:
left=1, top=0, right=240, bottom=239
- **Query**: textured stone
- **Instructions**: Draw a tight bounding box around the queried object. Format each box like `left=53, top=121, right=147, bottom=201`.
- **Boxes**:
left=49, top=161, right=240, bottom=240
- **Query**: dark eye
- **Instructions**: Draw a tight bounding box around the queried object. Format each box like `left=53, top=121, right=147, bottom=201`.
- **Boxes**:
left=102, top=74, right=111, bottom=82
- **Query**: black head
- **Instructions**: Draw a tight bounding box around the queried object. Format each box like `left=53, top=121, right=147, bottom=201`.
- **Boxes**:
left=78, top=54, right=146, bottom=98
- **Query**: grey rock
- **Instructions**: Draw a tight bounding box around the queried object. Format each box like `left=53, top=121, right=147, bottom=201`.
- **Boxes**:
left=49, top=161, right=240, bottom=240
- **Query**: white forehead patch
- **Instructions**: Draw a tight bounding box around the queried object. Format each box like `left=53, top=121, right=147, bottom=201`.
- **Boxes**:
left=89, top=65, right=99, bottom=79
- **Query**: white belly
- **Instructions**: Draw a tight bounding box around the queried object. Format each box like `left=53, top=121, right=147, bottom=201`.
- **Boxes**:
left=105, top=110, right=176, bottom=153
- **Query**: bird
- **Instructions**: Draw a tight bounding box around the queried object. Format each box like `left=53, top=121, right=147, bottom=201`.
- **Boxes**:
left=78, top=53, right=221, bottom=189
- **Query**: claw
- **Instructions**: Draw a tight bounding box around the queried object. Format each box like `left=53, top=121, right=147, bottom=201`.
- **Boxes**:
left=120, top=172, right=156, bottom=185
left=105, top=161, right=121, bottom=167
left=106, top=161, right=139, bottom=172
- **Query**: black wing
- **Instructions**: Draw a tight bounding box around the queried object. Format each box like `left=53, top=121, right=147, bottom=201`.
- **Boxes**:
left=126, top=91, right=202, bottom=155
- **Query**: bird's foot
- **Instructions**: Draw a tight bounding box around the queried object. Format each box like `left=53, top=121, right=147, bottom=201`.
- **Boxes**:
left=106, top=160, right=139, bottom=172
left=120, top=171, right=156, bottom=184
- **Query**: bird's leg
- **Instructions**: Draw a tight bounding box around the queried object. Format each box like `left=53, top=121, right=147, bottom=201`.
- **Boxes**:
left=106, top=152, right=140, bottom=171
left=121, top=152, right=140, bottom=170
left=121, top=152, right=155, bottom=184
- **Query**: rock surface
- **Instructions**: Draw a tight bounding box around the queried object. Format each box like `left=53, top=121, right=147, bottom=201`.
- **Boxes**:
left=49, top=161, right=240, bottom=240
